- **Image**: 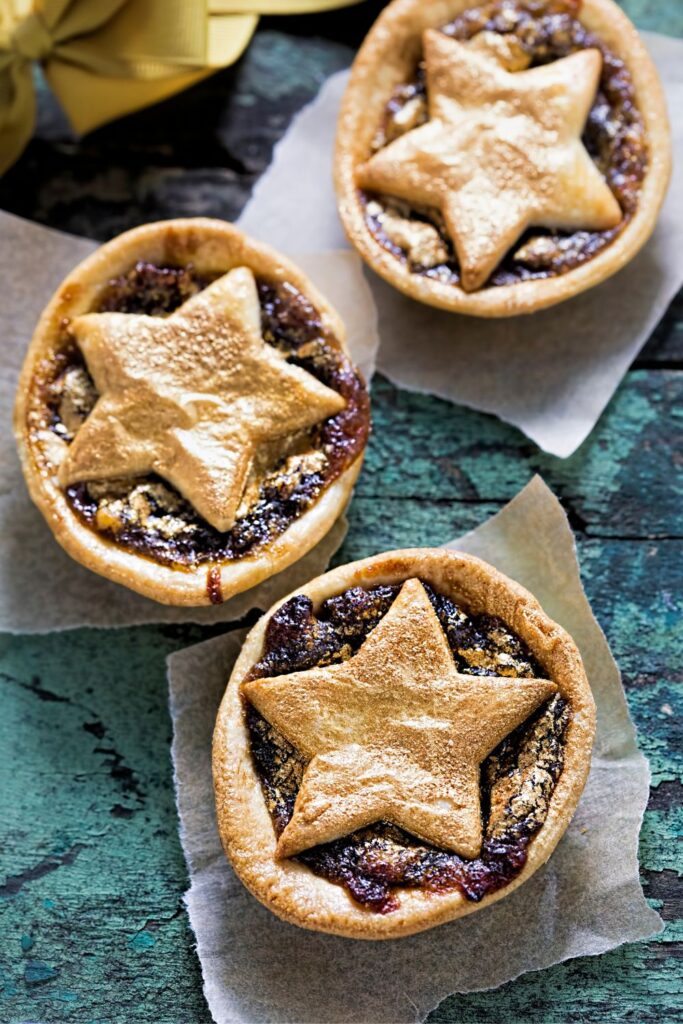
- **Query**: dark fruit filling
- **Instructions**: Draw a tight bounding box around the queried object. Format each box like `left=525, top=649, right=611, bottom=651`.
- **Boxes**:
left=32, top=262, right=369, bottom=569
left=246, top=581, right=570, bottom=914
left=365, top=0, right=647, bottom=287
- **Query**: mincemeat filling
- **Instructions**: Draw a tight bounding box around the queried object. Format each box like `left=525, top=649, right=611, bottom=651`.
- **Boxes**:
left=246, top=581, right=570, bottom=913
left=30, top=262, right=369, bottom=568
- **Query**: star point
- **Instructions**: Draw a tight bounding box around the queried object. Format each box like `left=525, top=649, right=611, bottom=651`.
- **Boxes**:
left=59, top=267, right=346, bottom=532
left=358, top=30, right=622, bottom=291
left=244, top=578, right=557, bottom=860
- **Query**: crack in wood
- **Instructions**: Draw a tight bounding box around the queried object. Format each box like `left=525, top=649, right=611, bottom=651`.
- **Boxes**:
left=0, top=844, right=86, bottom=899
left=647, top=780, right=683, bottom=812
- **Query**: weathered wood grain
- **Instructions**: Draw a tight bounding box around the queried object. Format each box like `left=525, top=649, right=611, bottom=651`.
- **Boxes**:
left=1, top=372, right=681, bottom=1023
left=0, top=1, right=680, bottom=1021
left=355, top=373, right=683, bottom=539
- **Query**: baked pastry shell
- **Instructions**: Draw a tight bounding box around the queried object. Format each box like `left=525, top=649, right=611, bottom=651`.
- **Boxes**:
left=14, top=218, right=366, bottom=606
left=213, top=548, right=596, bottom=939
left=335, top=0, right=672, bottom=317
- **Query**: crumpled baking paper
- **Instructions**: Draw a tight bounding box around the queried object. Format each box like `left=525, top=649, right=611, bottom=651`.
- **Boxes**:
left=0, top=210, right=378, bottom=632
left=168, top=475, right=662, bottom=1024
left=238, top=31, right=683, bottom=458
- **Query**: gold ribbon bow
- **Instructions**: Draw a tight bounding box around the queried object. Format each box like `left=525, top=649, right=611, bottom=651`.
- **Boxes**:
left=0, top=0, right=360, bottom=174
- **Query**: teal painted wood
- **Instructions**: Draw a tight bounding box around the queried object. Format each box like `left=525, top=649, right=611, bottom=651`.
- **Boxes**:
left=0, top=2, right=681, bottom=1021
left=1, top=372, right=680, bottom=1023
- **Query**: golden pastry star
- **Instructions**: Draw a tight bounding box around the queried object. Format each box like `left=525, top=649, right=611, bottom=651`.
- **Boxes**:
left=58, top=267, right=345, bottom=532
left=243, top=578, right=557, bottom=860
left=358, top=30, right=622, bottom=291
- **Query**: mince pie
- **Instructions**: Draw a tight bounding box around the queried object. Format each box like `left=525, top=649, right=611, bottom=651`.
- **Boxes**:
left=213, top=549, right=595, bottom=938
left=14, top=219, right=370, bottom=606
left=335, top=0, right=671, bottom=316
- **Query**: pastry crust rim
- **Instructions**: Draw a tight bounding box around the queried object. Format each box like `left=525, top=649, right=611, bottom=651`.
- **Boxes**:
left=334, top=0, right=672, bottom=318
left=13, top=218, right=367, bottom=607
left=213, top=548, right=596, bottom=940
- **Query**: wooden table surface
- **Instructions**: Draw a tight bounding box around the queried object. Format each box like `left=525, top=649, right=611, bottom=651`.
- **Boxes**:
left=1, top=2, right=681, bottom=1021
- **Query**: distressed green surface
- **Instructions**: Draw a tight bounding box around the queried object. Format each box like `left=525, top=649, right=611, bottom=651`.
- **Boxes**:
left=0, top=2, right=681, bottom=1021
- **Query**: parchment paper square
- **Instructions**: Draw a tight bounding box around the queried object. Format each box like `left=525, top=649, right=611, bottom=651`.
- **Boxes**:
left=168, top=476, right=662, bottom=1024
left=0, top=211, right=378, bottom=632
left=238, top=32, right=683, bottom=458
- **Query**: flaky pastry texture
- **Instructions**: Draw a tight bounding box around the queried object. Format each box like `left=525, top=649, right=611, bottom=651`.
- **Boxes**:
left=14, top=219, right=366, bottom=606
left=335, top=0, right=671, bottom=317
left=213, top=548, right=596, bottom=939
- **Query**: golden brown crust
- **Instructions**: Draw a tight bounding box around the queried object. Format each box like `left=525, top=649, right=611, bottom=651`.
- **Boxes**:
left=13, top=218, right=366, bottom=606
left=213, top=548, right=596, bottom=939
left=334, top=0, right=672, bottom=317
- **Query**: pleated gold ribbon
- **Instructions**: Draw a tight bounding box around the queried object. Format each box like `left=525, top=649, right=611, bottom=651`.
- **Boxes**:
left=0, top=0, right=360, bottom=174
